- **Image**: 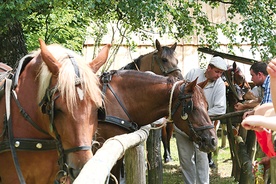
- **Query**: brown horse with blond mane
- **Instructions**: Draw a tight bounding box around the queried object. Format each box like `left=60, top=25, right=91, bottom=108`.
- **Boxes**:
left=0, top=40, right=110, bottom=184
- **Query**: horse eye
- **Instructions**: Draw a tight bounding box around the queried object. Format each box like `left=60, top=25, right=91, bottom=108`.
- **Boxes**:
left=162, top=58, right=168, bottom=63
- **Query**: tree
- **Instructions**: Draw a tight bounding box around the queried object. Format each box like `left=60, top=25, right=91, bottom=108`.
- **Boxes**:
left=0, top=0, right=275, bottom=67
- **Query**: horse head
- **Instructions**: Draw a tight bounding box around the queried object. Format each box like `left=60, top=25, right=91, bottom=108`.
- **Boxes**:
left=27, top=40, right=105, bottom=182
left=170, top=78, right=217, bottom=152
left=123, top=39, right=183, bottom=80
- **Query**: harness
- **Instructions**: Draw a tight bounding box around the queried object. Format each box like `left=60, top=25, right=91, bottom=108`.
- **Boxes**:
left=0, top=54, right=90, bottom=183
left=100, top=71, right=138, bottom=132
left=99, top=71, right=214, bottom=143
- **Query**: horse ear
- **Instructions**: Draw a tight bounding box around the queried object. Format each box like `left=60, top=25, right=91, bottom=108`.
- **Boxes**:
left=171, top=42, right=177, bottom=51
left=186, top=78, right=198, bottom=92
left=197, top=79, right=208, bottom=89
left=39, top=38, right=60, bottom=76
left=233, top=62, right=237, bottom=70
left=89, top=44, right=111, bottom=73
left=155, top=39, right=162, bottom=51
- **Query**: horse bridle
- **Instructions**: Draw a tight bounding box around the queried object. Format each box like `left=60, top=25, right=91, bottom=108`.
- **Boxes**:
left=3, top=54, right=89, bottom=184
left=151, top=52, right=181, bottom=76
left=224, top=67, right=245, bottom=101
left=38, top=54, right=92, bottom=182
left=167, top=81, right=214, bottom=143
left=132, top=50, right=181, bottom=76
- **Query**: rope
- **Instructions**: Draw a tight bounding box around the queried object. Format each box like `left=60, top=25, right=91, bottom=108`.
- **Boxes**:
left=166, top=81, right=183, bottom=122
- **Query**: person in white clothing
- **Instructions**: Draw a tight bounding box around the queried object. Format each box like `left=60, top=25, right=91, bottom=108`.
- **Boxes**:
left=175, top=55, right=227, bottom=184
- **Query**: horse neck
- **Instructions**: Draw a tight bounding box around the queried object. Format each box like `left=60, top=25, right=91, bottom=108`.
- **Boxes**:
left=138, top=52, right=156, bottom=72
left=104, top=73, right=171, bottom=126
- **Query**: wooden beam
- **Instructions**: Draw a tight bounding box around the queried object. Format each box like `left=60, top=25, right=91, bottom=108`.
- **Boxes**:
left=198, top=47, right=260, bottom=65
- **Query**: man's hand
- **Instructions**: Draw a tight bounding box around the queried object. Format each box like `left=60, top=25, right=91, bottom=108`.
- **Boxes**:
left=234, top=102, right=244, bottom=111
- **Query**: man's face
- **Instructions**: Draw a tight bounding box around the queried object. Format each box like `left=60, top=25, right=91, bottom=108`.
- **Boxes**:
left=206, top=66, right=224, bottom=81
left=250, top=69, right=263, bottom=86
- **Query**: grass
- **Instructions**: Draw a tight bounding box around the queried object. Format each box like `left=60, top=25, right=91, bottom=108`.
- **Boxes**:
left=161, top=134, right=238, bottom=184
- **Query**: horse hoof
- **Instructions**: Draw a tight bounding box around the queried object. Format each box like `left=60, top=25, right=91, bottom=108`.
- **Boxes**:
left=164, top=157, right=173, bottom=163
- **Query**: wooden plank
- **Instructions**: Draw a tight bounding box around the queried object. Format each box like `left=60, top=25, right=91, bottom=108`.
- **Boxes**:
left=198, top=47, right=260, bottom=65
left=210, top=109, right=250, bottom=121
left=73, top=125, right=151, bottom=184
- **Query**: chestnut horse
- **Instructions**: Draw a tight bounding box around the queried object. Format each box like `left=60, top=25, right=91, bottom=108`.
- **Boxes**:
left=122, top=39, right=183, bottom=163
left=0, top=40, right=108, bottom=184
left=94, top=70, right=217, bottom=183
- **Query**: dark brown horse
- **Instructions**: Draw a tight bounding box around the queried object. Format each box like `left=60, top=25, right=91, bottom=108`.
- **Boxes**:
left=94, top=70, right=217, bottom=183
left=122, top=39, right=183, bottom=163
left=223, top=61, right=254, bottom=110
left=0, top=40, right=109, bottom=184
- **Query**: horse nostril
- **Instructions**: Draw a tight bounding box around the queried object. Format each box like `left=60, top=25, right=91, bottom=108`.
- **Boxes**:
left=211, top=138, right=217, bottom=146
left=69, top=167, right=82, bottom=180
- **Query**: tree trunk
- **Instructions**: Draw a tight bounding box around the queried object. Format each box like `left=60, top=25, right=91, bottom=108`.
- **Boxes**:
left=0, top=21, right=27, bottom=67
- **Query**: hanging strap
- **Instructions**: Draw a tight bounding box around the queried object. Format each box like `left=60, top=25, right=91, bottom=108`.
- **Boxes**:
left=5, top=78, right=26, bottom=184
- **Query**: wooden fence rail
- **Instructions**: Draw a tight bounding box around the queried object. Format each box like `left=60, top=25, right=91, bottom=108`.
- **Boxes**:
left=74, top=125, right=151, bottom=184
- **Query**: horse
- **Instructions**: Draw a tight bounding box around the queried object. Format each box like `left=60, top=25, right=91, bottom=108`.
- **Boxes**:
left=122, top=39, right=183, bottom=163
left=93, top=70, right=217, bottom=183
left=0, top=39, right=109, bottom=184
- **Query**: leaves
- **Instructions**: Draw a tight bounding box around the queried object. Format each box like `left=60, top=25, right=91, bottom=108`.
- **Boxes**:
left=1, top=0, right=276, bottom=61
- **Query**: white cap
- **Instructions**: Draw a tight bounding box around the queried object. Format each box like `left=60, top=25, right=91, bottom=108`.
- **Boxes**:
left=209, top=56, right=227, bottom=71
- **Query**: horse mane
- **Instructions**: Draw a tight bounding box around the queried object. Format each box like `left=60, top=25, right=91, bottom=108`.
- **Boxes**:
left=37, top=44, right=102, bottom=114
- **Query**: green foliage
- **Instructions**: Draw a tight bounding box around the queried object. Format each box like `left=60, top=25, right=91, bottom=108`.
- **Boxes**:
left=1, top=0, right=275, bottom=60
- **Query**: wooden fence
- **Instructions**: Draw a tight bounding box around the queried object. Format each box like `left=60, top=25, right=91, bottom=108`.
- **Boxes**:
left=74, top=110, right=275, bottom=184
left=74, top=125, right=151, bottom=184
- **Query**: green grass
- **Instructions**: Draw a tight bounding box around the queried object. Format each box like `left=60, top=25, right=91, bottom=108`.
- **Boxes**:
left=161, top=135, right=238, bottom=184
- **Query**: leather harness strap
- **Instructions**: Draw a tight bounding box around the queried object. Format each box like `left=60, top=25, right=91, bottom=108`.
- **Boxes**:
left=0, top=138, right=57, bottom=153
left=100, top=71, right=139, bottom=132
left=6, top=78, right=26, bottom=184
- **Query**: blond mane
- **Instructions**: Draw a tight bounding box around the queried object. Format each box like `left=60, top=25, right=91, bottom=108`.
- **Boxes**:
left=37, top=44, right=102, bottom=114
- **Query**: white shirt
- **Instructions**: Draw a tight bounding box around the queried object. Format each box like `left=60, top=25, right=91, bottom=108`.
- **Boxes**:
left=185, top=68, right=226, bottom=116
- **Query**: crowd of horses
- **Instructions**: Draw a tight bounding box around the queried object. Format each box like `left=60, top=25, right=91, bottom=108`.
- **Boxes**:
left=0, top=39, right=254, bottom=184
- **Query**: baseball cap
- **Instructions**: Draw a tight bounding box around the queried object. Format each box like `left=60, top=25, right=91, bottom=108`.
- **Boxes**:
left=209, top=56, right=227, bottom=71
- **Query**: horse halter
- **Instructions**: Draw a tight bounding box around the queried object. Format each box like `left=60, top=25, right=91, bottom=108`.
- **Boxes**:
left=167, top=81, right=214, bottom=142
left=39, top=54, right=90, bottom=182
left=151, top=52, right=181, bottom=76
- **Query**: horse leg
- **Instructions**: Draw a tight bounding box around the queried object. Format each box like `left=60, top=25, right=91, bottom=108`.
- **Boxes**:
left=208, top=120, right=219, bottom=168
left=161, top=126, right=171, bottom=163
left=166, top=123, right=174, bottom=162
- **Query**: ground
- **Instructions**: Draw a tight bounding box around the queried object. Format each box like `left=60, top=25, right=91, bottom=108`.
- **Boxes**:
left=162, top=134, right=238, bottom=184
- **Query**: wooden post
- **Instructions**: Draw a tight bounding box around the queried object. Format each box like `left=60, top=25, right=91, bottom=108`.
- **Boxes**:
left=235, top=136, right=254, bottom=184
left=125, top=144, right=146, bottom=184
left=270, top=157, right=276, bottom=184
left=146, top=128, right=163, bottom=184
left=221, top=124, right=227, bottom=148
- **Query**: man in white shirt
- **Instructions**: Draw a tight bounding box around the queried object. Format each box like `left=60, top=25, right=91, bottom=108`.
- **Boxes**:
left=175, top=56, right=227, bottom=184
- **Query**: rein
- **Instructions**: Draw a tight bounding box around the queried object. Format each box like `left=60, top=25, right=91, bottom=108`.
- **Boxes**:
left=167, top=81, right=214, bottom=142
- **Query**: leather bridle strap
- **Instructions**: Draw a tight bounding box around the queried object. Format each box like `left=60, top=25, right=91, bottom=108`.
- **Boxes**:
left=5, top=78, right=26, bottom=184
left=152, top=54, right=181, bottom=75
left=11, top=90, right=50, bottom=136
